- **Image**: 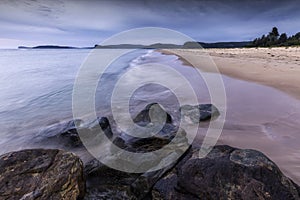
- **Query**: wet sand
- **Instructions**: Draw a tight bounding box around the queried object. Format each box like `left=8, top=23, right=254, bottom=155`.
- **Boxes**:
left=161, top=47, right=300, bottom=184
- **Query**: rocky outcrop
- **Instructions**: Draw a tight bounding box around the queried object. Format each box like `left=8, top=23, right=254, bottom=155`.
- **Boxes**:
left=5, top=103, right=298, bottom=199
left=152, top=145, right=300, bottom=199
left=84, top=124, right=190, bottom=199
left=2, top=145, right=299, bottom=200
left=81, top=103, right=191, bottom=199
left=35, top=103, right=219, bottom=150
left=83, top=145, right=189, bottom=199
left=0, top=149, right=85, bottom=200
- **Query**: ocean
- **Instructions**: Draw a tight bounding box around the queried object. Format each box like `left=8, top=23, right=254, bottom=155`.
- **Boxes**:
left=0, top=48, right=213, bottom=154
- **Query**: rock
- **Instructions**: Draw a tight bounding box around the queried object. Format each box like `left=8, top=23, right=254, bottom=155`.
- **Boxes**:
left=119, top=102, right=182, bottom=153
left=84, top=161, right=140, bottom=200
left=84, top=124, right=190, bottom=199
left=0, top=149, right=85, bottom=200
left=180, top=104, right=220, bottom=123
left=84, top=145, right=189, bottom=200
left=38, top=119, right=83, bottom=138
left=118, top=123, right=183, bottom=153
left=99, top=117, right=113, bottom=138
left=37, top=117, right=113, bottom=148
left=60, top=128, right=83, bottom=148
left=133, top=103, right=173, bottom=125
left=152, top=145, right=300, bottom=199
left=82, top=103, right=191, bottom=199
left=86, top=117, right=113, bottom=139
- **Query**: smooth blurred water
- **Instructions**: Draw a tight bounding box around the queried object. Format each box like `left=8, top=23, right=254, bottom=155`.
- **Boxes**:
left=0, top=49, right=149, bottom=152
left=0, top=48, right=205, bottom=152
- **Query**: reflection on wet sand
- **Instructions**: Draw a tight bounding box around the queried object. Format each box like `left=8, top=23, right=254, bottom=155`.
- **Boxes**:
left=165, top=48, right=300, bottom=185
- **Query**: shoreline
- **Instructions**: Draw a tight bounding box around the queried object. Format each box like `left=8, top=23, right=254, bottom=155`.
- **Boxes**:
left=159, top=47, right=300, bottom=184
left=160, top=47, right=300, bottom=100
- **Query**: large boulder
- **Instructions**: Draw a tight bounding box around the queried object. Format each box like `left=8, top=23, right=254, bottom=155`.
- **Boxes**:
left=152, top=145, right=300, bottom=199
left=0, top=149, right=85, bottom=200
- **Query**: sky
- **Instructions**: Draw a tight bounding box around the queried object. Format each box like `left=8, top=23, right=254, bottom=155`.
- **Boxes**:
left=0, top=0, right=300, bottom=48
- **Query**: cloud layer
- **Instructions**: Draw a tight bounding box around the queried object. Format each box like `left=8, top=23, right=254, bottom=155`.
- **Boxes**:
left=0, top=0, right=300, bottom=48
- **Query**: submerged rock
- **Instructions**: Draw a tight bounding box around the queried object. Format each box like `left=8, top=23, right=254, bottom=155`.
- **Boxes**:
left=180, top=104, right=220, bottom=123
left=116, top=123, right=185, bottom=153
left=86, top=117, right=113, bottom=139
left=133, top=103, right=173, bottom=125
left=152, top=145, right=300, bottom=199
left=37, top=117, right=113, bottom=148
left=0, top=149, right=85, bottom=200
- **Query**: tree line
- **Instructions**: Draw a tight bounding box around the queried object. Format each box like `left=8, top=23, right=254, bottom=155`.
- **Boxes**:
left=250, top=27, right=300, bottom=47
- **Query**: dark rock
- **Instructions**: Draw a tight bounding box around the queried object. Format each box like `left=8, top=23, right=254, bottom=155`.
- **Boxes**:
left=84, top=117, right=113, bottom=140
left=180, top=104, right=220, bottom=123
left=60, top=128, right=83, bottom=147
left=35, top=119, right=83, bottom=148
left=84, top=145, right=189, bottom=199
left=84, top=124, right=190, bottom=199
left=133, top=103, right=173, bottom=125
left=118, top=123, right=182, bottom=153
left=99, top=117, right=113, bottom=138
left=152, top=145, right=300, bottom=200
left=37, top=117, right=113, bottom=148
left=82, top=103, right=191, bottom=199
left=0, top=149, right=85, bottom=200
left=38, top=119, right=83, bottom=138
left=84, top=160, right=140, bottom=200
left=112, top=135, right=127, bottom=149
left=112, top=102, right=183, bottom=153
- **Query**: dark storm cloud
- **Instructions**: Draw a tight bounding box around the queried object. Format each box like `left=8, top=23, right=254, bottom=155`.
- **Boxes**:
left=0, top=0, right=300, bottom=48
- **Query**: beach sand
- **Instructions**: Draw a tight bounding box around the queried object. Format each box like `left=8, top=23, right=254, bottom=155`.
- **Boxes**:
left=163, top=47, right=300, bottom=100
left=161, top=47, right=300, bottom=184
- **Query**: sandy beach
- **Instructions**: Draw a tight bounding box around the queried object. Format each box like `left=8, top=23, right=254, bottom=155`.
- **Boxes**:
left=164, top=47, right=300, bottom=100
left=161, top=47, right=300, bottom=184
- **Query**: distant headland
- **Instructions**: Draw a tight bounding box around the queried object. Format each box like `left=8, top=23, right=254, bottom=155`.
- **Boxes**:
left=18, top=45, right=93, bottom=49
left=18, top=41, right=252, bottom=50
left=17, top=28, right=300, bottom=50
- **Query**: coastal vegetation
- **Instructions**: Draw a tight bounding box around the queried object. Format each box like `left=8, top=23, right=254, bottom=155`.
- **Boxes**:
left=250, top=27, right=300, bottom=47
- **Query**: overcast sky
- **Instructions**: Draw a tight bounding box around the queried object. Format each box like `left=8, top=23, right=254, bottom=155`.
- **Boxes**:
left=0, top=0, right=300, bottom=48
